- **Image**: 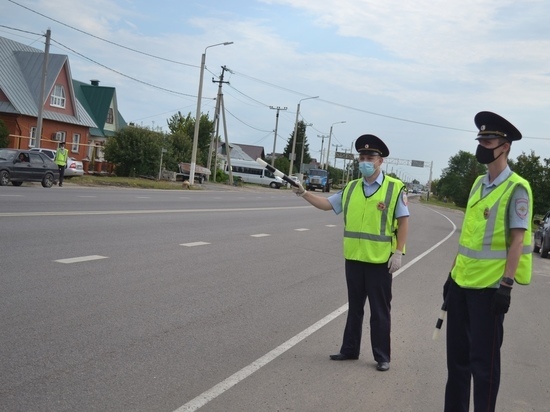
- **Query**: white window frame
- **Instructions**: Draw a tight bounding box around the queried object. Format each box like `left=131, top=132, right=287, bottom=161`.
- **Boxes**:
left=71, top=133, right=80, bottom=153
left=106, top=108, right=114, bottom=124
left=50, top=84, right=66, bottom=108
left=30, top=127, right=37, bottom=147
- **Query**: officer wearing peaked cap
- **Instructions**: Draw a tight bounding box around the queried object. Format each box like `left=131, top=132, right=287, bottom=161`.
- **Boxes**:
left=355, top=133, right=390, bottom=157
left=290, top=133, right=409, bottom=372
left=474, top=110, right=522, bottom=141
left=443, top=111, right=533, bottom=412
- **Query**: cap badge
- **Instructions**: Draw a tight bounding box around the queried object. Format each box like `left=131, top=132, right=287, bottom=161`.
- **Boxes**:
left=481, top=125, right=486, bottom=131
left=364, top=144, right=370, bottom=149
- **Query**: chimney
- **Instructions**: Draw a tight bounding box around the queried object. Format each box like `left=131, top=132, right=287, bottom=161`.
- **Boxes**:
left=90, top=79, right=100, bottom=86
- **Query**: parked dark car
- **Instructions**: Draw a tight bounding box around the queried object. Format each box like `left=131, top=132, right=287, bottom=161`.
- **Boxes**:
left=0, top=149, right=59, bottom=188
left=534, top=210, right=550, bottom=258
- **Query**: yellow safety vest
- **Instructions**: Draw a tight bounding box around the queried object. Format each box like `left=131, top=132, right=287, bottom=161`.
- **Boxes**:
left=54, top=148, right=68, bottom=166
left=452, top=172, right=532, bottom=288
left=342, top=176, right=404, bottom=263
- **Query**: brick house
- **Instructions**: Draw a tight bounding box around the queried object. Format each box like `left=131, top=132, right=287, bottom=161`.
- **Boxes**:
left=0, top=36, right=126, bottom=173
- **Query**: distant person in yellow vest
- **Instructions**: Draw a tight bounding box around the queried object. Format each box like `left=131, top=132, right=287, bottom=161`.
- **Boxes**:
left=292, top=134, right=409, bottom=372
left=54, top=141, right=69, bottom=187
left=443, top=112, right=532, bottom=412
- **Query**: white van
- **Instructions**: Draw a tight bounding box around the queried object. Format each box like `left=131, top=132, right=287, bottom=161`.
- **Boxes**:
left=224, top=159, right=284, bottom=188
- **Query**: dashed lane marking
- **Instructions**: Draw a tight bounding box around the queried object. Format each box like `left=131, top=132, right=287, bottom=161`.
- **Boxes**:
left=251, top=234, right=270, bottom=238
left=180, top=242, right=211, bottom=247
left=55, top=255, right=108, bottom=264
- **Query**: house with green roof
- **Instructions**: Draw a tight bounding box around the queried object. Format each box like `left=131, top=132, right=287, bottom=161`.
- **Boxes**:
left=0, top=35, right=126, bottom=172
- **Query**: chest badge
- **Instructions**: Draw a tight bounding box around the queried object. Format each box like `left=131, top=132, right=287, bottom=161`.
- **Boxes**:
left=377, top=202, right=386, bottom=211
left=483, top=207, right=490, bottom=219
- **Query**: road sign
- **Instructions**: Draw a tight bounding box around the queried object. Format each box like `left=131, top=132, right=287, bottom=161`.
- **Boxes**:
left=335, top=151, right=355, bottom=160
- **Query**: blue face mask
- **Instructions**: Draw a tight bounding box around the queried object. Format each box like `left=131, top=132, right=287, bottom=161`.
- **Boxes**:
left=359, top=161, right=376, bottom=177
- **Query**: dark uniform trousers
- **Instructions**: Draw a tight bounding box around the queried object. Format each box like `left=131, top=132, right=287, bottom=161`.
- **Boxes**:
left=445, top=280, right=504, bottom=412
left=58, top=165, right=65, bottom=185
left=340, top=259, right=392, bottom=362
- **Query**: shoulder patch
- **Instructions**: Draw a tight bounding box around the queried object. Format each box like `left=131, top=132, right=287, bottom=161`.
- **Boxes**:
left=401, top=192, right=408, bottom=206
left=515, top=198, right=529, bottom=219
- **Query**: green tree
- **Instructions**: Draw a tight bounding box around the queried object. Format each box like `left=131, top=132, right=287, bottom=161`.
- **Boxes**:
left=167, top=111, right=215, bottom=167
left=509, top=151, right=550, bottom=215
left=274, top=156, right=290, bottom=176
left=438, top=151, right=486, bottom=207
left=283, top=121, right=311, bottom=174
left=104, top=126, right=164, bottom=177
left=0, top=119, right=9, bottom=148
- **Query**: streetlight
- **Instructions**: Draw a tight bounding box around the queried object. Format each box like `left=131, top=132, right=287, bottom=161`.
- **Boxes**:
left=189, top=41, right=233, bottom=185
left=289, top=96, right=319, bottom=176
left=325, top=121, right=346, bottom=170
left=317, top=134, right=328, bottom=168
left=299, top=123, right=313, bottom=174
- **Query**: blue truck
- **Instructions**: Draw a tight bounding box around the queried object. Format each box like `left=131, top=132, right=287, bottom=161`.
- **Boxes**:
left=305, top=168, right=331, bottom=192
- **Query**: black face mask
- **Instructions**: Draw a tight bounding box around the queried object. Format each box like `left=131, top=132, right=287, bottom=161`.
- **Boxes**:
left=475, top=142, right=506, bottom=164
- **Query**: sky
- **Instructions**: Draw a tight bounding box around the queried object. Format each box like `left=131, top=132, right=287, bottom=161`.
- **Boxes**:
left=2, top=0, right=550, bottom=184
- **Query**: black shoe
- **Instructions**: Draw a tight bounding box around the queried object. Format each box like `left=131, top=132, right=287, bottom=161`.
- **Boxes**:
left=376, top=362, right=390, bottom=371
left=329, top=353, right=358, bottom=361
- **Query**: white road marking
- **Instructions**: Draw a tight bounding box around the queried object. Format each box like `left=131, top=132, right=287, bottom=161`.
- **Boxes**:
left=325, top=224, right=337, bottom=227
left=55, top=255, right=108, bottom=264
left=173, top=206, right=458, bottom=412
left=295, top=228, right=309, bottom=231
left=0, top=206, right=311, bottom=218
left=251, top=234, right=270, bottom=238
left=180, top=242, right=211, bottom=247
left=174, top=304, right=349, bottom=412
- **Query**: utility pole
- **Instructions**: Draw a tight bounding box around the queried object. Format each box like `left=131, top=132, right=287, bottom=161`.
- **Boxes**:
left=326, top=121, right=345, bottom=170
left=299, top=123, right=313, bottom=174
left=219, top=82, right=233, bottom=185
left=341, top=148, right=348, bottom=184
left=317, top=134, right=328, bottom=168
left=269, top=106, right=287, bottom=166
left=208, top=66, right=229, bottom=180
left=35, top=28, right=51, bottom=148
left=332, top=144, right=341, bottom=167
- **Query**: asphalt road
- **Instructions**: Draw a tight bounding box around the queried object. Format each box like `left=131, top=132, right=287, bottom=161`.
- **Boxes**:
left=1, top=184, right=549, bottom=412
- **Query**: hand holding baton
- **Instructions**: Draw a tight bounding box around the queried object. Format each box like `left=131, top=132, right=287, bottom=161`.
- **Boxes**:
left=432, top=297, right=448, bottom=340
left=255, top=158, right=300, bottom=188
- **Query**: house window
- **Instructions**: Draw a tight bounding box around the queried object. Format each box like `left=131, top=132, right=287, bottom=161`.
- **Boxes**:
left=55, top=131, right=66, bottom=143
left=72, top=133, right=80, bottom=153
left=106, top=108, right=114, bottom=124
left=30, top=127, right=37, bottom=147
left=50, top=84, right=66, bottom=108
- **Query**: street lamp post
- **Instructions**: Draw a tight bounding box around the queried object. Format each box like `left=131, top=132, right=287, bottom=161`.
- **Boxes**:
left=299, top=123, right=313, bottom=174
left=317, top=134, right=328, bottom=168
left=189, top=41, right=233, bottom=185
left=325, top=120, right=346, bottom=170
left=289, top=96, right=318, bottom=176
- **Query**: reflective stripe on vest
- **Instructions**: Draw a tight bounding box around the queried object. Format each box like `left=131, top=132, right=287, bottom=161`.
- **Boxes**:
left=54, top=149, right=68, bottom=166
left=453, top=173, right=532, bottom=287
left=342, top=176, right=403, bottom=263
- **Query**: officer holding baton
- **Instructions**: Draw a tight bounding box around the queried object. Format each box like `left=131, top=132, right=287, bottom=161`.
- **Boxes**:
left=291, top=134, right=409, bottom=372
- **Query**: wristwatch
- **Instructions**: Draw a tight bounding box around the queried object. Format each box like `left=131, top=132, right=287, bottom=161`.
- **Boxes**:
left=501, top=277, right=514, bottom=286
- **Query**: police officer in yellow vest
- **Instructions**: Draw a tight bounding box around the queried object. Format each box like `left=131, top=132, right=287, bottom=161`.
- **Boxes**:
left=54, top=141, right=69, bottom=187
left=292, top=134, right=409, bottom=372
left=443, top=112, right=532, bottom=412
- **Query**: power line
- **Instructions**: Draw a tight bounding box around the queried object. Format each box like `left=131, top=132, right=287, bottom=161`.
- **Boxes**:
left=7, top=0, right=197, bottom=68
left=51, top=38, right=198, bottom=98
